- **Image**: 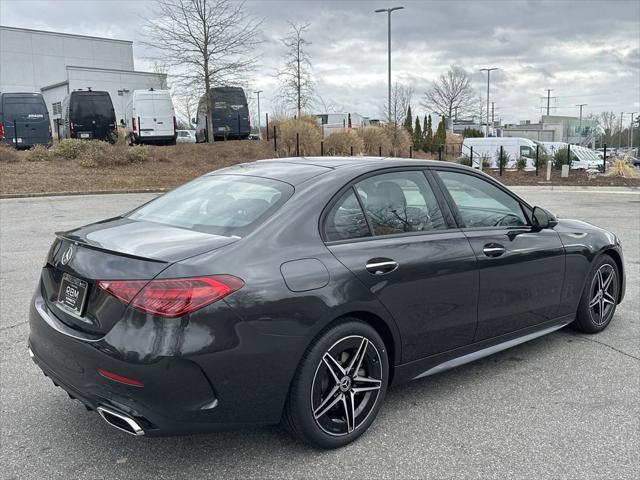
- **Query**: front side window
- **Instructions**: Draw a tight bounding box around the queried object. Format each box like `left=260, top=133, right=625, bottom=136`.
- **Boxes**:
left=128, top=175, right=293, bottom=236
left=437, top=171, right=527, bottom=228
left=355, top=171, right=446, bottom=236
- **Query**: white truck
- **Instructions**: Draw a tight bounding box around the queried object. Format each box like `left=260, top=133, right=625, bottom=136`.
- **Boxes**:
left=540, top=142, right=602, bottom=170
left=461, top=137, right=537, bottom=170
left=125, top=89, right=177, bottom=145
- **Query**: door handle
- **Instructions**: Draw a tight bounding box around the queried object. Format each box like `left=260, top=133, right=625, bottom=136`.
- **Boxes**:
left=366, top=258, right=399, bottom=275
left=483, top=243, right=506, bottom=258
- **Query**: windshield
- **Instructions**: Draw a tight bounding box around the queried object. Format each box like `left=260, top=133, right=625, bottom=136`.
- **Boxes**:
left=128, top=175, right=293, bottom=236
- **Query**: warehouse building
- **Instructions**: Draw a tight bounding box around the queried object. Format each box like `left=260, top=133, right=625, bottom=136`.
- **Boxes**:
left=0, top=26, right=166, bottom=133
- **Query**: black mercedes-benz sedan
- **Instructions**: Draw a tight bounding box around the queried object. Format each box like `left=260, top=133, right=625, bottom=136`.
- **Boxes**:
left=28, top=157, right=625, bottom=448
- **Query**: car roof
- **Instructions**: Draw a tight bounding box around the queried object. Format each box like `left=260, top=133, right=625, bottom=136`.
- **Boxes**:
left=208, top=157, right=468, bottom=186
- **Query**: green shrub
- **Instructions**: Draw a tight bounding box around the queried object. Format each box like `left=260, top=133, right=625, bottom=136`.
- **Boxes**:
left=496, top=148, right=510, bottom=168
left=516, top=157, right=527, bottom=170
left=480, top=154, right=491, bottom=168
left=0, top=146, right=20, bottom=162
left=51, top=139, right=87, bottom=160
left=26, top=145, right=51, bottom=162
left=126, top=145, right=149, bottom=163
left=459, top=154, right=472, bottom=166
left=553, top=147, right=571, bottom=170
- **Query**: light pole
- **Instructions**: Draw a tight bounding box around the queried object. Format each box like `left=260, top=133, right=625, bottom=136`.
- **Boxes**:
left=619, top=112, right=624, bottom=148
left=375, top=6, right=404, bottom=125
left=576, top=103, right=587, bottom=145
left=254, top=90, right=262, bottom=138
left=480, top=68, right=498, bottom=137
left=628, top=112, right=636, bottom=152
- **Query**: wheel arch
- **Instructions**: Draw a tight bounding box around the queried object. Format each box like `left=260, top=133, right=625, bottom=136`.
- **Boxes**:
left=601, top=248, right=624, bottom=303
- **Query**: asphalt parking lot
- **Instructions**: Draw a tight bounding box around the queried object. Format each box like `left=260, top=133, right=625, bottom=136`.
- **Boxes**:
left=1, top=188, right=638, bottom=480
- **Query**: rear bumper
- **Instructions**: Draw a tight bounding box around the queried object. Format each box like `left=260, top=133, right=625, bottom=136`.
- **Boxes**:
left=133, top=133, right=176, bottom=144
left=28, top=288, right=308, bottom=436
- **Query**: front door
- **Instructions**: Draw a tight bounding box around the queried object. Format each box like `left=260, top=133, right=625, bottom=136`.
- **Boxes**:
left=433, top=169, right=565, bottom=341
left=324, top=169, right=479, bottom=363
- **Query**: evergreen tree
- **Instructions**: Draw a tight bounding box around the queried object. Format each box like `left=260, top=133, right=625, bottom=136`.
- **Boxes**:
left=403, top=105, right=413, bottom=136
left=423, top=114, right=433, bottom=152
left=413, top=116, right=422, bottom=150
left=434, top=116, right=447, bottom=156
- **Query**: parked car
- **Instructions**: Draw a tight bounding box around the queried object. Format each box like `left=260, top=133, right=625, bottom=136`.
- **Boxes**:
left=462, top=137, right=537, bottom=169
left=61, top=90, right=117, bottom=143
left=125, top=89, right=177, bottom=146
left=176, top=129, right=196, bottom=144
left=194, top=87, right=250, bottom=142
left=0, top=92, right=52, bottom=149
left=29, top=158, right=625, bottom=448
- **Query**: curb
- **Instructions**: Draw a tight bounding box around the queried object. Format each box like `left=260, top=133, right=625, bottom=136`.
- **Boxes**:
left=0, top=188, right=169, bottom=199
left=511, top=185, right=640, bottom=192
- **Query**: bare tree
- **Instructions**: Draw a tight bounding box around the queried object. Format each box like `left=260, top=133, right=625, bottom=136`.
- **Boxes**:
left=143, top=0, right=262, bottom=141
left=598, top=111, right=619, bottom=145
left=381, top=82, right=413, bottom=127
left=422, top=65, right=475, bottom=119
left=277, top=22, right=314, bottom=116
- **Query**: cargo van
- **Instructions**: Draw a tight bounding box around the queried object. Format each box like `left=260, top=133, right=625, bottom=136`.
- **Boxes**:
left=0, top=92, right=52, bottom=148
left=61, top=90, right=117, bottom=143
left=195, top=87, right=250, bottom=142
left=462, top=137, right=537, bottom=169
left=540, top=142, right=602, bottom=170
left=125, top=89, right=177, bottom=145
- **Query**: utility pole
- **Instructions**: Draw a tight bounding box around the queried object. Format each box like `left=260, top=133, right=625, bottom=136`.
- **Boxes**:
left=628, top=112, right=636, bottom=152
left=619, top=112, right=624, bottom=148
left=375, top=6, right=405, bottom=125
left=254, top=90, right=262, bottom=139
left=576, top=103, right=587, bottom=145
left=480, top=68, right=498, bottom=137
left=491, top=102, right=495, bottom=127
left=540, top=89, right=557, bottom=117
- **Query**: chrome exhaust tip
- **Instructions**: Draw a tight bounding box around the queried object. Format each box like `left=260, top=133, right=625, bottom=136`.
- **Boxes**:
left=97, top=406, right=145, bottom=436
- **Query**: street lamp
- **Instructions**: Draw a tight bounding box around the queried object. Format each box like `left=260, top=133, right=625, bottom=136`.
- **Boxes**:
left=479, top=67, right=498, bottom=138
left=576, top=104, right=587, bottom=145
left=628, top=112, right=636, bottom=153
left=254, top=90, right=262, bottom=139
left=375, top=6, right=404, bottom=125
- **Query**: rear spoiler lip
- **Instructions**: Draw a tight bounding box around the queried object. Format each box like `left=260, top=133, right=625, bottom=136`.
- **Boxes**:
left=54, top=232, right=169, bottom=264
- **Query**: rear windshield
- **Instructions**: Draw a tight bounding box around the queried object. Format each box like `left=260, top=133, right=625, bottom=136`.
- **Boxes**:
left=3, top=97, right=48, bottom=119
left=127, top=175, right=293, bottom=236
left=71, top=95, right=114, bottom=119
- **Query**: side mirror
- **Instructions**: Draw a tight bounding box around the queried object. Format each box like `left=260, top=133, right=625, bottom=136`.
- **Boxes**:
left=532, top=206, right=558, bottom=229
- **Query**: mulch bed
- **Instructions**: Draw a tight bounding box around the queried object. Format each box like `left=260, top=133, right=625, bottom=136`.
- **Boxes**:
left=483, top=168, right=640, bottom=187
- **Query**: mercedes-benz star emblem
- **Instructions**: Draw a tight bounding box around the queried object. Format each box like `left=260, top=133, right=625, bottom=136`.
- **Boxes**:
left=61, top=246, right=74, bottom=265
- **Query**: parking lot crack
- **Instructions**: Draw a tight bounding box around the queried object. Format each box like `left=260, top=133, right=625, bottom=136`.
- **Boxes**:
left=0, top=320, right=27, bottom=332
left=576, top=335, right=640, bottom=362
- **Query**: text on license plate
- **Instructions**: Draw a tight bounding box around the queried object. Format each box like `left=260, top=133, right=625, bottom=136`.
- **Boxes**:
left=57, top=273, right=89, bottom=316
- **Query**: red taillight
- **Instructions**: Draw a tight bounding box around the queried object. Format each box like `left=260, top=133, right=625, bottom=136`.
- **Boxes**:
left=98, top=369, right=144, bottom=387
left=132, top=117, right=137, bottom=132
left=0, top=121, right=4, bottom=139
left=97, top=275, right=244, bottom=318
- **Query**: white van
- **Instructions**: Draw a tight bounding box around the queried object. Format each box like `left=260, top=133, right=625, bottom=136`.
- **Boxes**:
left=461, top=137, right=537, bottom=170
left=125, top=89, right=177, bottom=145
left=540, top=142, right=602, bottom=170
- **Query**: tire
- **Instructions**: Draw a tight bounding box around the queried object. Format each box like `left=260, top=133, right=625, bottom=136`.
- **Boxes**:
left=571, top=254, right=620, bottom=333
left=283, top=319, right=389, bottom=449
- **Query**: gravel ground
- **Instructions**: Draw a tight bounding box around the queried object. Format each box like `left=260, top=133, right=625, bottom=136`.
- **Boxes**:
left=1, top=188, right=638, bottom=480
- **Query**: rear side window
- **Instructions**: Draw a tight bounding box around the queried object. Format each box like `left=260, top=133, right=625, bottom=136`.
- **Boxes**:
left=71, top=95, right=114, bottom=119
left=355, top=171, right=447, bottom=236
left=324, top=189, right=370, bottom=242
left=127, top=175, right=293, bottom=236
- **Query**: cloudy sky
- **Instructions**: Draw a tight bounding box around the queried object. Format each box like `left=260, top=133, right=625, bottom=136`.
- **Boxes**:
left=1, top=0, right=638, bottom=124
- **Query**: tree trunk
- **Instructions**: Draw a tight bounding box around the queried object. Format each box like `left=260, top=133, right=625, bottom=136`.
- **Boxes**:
left=204, top=59, right=214, bottom=143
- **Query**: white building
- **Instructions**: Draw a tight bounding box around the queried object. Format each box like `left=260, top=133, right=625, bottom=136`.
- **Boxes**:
left=0, top=26, right=166, bottom=132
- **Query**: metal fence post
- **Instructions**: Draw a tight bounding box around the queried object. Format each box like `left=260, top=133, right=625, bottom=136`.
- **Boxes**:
left=603, top=143, right=607, bottom=172
left=535, top=144, right=539, bottom=176
left=237, top=113, right=241, bottom=138
left=409, top=146, right=412, bottom=158
left=379, top=146, right=382, bottom=157
left=296, top=132, right=300, bottom=156
left=320, top=141, right=324, bottom=156
left=13, top=119, right=18, bottom=149
left=470, top=146, right=474, bottom=168
left=499, top=145, right=504, bottom=176
left=273, top=126, right=277, bottom=151
left=438, top=145, right=442, bottom=161
left=265, top=113, right=269, bottom=140
left=350, top=145, right=353, bottom=156
left=567, top=143, right=571, bottom=169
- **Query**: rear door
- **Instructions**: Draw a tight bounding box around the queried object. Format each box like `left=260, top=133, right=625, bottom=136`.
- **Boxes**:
left=136, top=96, right=157, bottom=139
left=432, top=168, right=565, bottom=341
left=2, top=95, right=50, bottom=146
left=325, top=169, right=479, bottom=363
left=152, top=96, right=175, bottom=137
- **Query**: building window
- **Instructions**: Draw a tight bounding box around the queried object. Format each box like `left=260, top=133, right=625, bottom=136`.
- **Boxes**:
left=52, top=102, right=62, bottom=117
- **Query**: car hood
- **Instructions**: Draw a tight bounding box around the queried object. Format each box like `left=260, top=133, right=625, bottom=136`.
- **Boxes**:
left=59, top=217, right=239, bottom=263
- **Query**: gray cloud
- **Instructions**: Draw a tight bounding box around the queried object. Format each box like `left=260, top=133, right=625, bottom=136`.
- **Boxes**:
left=1, top=0, right=638, bottom=123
